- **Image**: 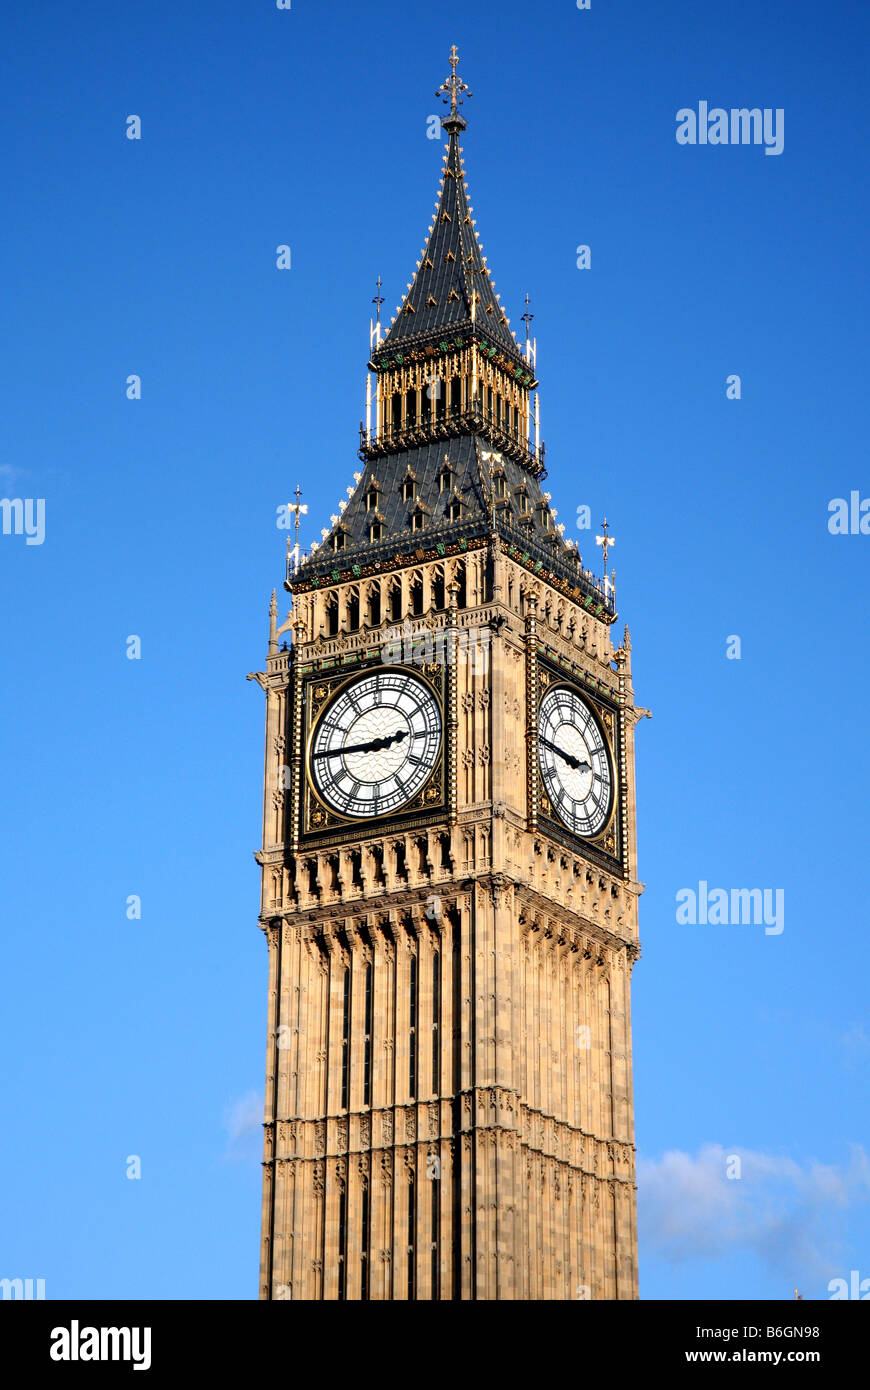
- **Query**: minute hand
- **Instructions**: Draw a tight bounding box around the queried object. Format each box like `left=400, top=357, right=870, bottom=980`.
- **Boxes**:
left=539, top=736, right=590, bottom=773
left=312, top=729, right=408, bottom=760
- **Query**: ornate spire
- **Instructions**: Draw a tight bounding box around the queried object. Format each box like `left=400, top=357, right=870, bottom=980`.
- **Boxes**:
left=379, top=48, right=519, bottom=357
left=436, top=44, right=472, bottom=133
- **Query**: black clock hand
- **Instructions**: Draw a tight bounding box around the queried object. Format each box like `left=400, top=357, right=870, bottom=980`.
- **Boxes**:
left=539, top=736, right=590, bottom=773
left=312, top=728, right=409, bottom=760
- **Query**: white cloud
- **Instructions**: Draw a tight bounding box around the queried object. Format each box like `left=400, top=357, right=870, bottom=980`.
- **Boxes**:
left=224, top=1090, right=263, bottom=1150
left=638, top=1143, right=870, bottom=1283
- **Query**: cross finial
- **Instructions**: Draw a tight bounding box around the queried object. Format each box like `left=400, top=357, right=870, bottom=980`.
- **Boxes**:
left=372, top=275, right=384, bottom=323
left=521, top=292, right=534, bottom=344
left=285, top=484, right=309, bottom=581
left=595, top=516, right=615, bottom=581
left=437, top=46, right=471, bottom=126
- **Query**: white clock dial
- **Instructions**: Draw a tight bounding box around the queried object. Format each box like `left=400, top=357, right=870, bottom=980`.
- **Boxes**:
left=310, top=669, right=442, bottom=819
left=538, top=686, right=613, bottom=838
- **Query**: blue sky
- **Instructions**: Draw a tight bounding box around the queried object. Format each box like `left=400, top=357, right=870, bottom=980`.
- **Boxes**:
left=1, top=0, right=868, bottom=1300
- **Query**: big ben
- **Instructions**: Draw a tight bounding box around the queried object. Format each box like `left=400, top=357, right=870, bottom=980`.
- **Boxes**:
left=250, top=49, right=644, bottom=1301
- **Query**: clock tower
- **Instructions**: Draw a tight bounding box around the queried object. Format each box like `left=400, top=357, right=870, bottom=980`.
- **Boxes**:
left=251, top=50, right=644, bottom=1300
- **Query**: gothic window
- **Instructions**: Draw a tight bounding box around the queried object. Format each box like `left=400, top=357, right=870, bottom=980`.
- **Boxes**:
left=407, top=1174, right=416, bottom=1299
left=431, top=1172, right=440, bottom=1300
left=405, top=387, right=417, bottom=427
left=409, top=953, right=417, bottom=1099
left=389, top=581, right=402, bottom=622
left=337, top=1188, right=347, bottom=1301
left=452, top=560, right=466, bottom=608
left=326, top=595, right=339, bottom=636
left=410, top=576, right=424, bottom=615
left=447, top=499, right=462, bottom=522
left=402, top=476, right=417, bottom=502
left=432, top=568, right=446, bottom=610
left=340, top=966, right=350, bottom=1110
left=412, top=511, right=425, bottom=532
left=368, top=584, right=381, bottom=626
left=391, top=391, right=402, bottom=434
left=369, top=521, right=383, bottom=543
left=439, top=465, right=453, bottom=493
left=432, top=953, right=440, bottom=1095
left=366, top=486, right=378, bottom=511
left=360, top=1185, right=370, bottom=1301
left=450, top=375, right=462, bottom=414
left=363, top=962, right=373, bottom=1107
left=347, top=589, right=360, bottom=631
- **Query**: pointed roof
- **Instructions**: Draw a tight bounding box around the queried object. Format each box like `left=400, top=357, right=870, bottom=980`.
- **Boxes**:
left=377, top=50, right=520, bottom=362
left=380, top=129, right=518, bottom=356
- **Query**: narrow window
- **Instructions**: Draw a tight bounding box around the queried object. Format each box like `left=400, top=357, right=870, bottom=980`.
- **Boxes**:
left=368, top=586, right=381, bottom=626
left=366, top=487, right=378, bottom=511
left=391, top=392, right=402, bottom=433
left=332, top=530, right=345, bottom=551
left=390, top=583, right=402, bottom=622
left=405, top=387, right=417, bottom=427
left=407, top=1176, right=416, bottom=1300
left=450, top=376, right=461, bottom=415
left=369, top=521, right=383, bottom=543
left=453, top=561, right=466, bottom=608
left=432, top=571, right=445, bottom=610
left=341, top=967, right=350, bottom=1111
left=348, top=591, right=360, bottom=631
left=412, top=511, right=425, bottom=532
left=448, top=500, right=461, bottom=522
left=432, top=953, right=440, bottom=1094
left=363, top=962, right=373, bottom=1107
left=410, top=577, right=424, bottom=615
left=431, top=1173, right=440, bottom=1301
left=409, top=954, right=417, bottom=1099
left=439, top=468, right=452, bottom=494
left=402, top=477, right=417, bottom=502
left=326, top=597, right=339, bottom=636
left=360, top=1185, right=370, bottom=1301
left=338, top=1189, right=347, bottom=1301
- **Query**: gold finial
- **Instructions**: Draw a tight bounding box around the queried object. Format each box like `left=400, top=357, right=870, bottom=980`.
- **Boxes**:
left=437, top=46, right=472, bottom=125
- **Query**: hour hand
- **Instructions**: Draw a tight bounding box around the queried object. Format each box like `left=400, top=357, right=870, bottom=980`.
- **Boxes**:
left=539, top=736, right=589, bottom=773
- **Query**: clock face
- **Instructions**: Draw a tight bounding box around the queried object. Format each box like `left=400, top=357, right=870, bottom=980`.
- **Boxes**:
left=538, top=685, right=613, bottom=838
left=309, top=669, right=442, bottom=819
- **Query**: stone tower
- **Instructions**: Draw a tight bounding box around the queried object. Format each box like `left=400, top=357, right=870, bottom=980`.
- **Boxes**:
left=251, top=50, right=644, bottom=1301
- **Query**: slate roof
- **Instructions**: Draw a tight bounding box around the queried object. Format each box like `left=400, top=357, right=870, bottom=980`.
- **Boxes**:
left=291, top=68, right=607, bottom=606
left=375, top=125, right=522, bottom=363
left=298, top=434, right=576, bottom=584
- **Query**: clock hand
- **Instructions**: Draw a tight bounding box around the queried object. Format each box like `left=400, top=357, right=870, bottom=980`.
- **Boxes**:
left=539, top=736, right=590, bottom=773
left=312, top=728, right=409, bottom=760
